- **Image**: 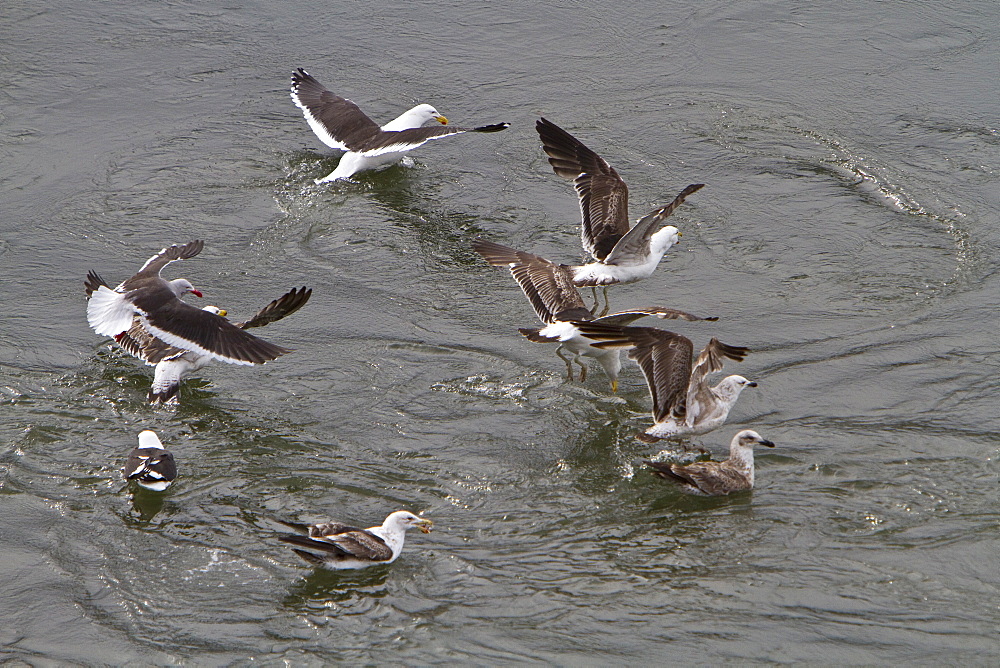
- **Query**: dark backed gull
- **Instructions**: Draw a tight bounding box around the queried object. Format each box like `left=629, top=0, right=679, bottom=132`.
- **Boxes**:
left=536, top=117, right=704, bottom=287
left=290, top=68, right=510, bottom=183
left=123, top=430, right=177, bottom=491
left=86, top=273, right=310, bottom=404
left=574, top=322, right=756, bottom=439
left=85, top=241, right=291, bottom=370
left=645, top=429, right=774, bottom=496
left=277, top=511, right=433, bottom=570
left=472, top=238, right=715, bottom=391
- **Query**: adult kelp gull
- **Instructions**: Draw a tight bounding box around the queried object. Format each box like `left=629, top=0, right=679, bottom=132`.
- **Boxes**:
left=646, top=429, right=775, bottom=496
left=536, top=117, right=704, bottom=289
left=574, top=322, right=757, bottom=440
left=277, top=511, right=433, bottom=570
left=86, top=240, right=291, bottom=370
left=472, top=238, right=716, bottom=391
left=123, top=430, right=177, bottom=491
left=291, top=68, right=510, bottom=182
left=86, top=272, right=310, bottom=404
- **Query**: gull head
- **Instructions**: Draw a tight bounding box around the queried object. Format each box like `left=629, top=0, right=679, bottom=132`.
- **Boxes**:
left=137, top=430, right=163, bottom=449
left=169, top=278, right=202, bottom=298
left=716, top=374, right=757, bottom=399
left=411, top=103, right=447, bottom=126
left=203, top=306, right=228, bottom=317
left=649, top=225, right=681, bottom=257
left=385, top=510, right=434, bottom=534
left=732, top=429, right=775, bottom=450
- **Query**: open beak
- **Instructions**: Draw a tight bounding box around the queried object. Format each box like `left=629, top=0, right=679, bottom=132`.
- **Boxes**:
left=417, top=518, right=434, bottom=534
left=434, top=115, right=448, bottom=125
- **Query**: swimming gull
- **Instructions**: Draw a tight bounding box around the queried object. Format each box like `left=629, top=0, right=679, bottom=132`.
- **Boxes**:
left=291, top=68, right=510, bottom=183
left=277, top=510, right=433, bottom=570
left=123, top=430, right=177, bottom=491
left=536, top=117, right=704, bottom=288
left=645, top=429, right=774, bottom=495
left=472, top=238, right=716, bottom=391
left=573, top=322, right=756, bottom=438
left=85, top=240, right=291, bottom=368
left=86, top=273, right=310, bottom=404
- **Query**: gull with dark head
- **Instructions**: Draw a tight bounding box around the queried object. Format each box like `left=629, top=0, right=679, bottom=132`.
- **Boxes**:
left=291, top=68, right=509, bottom=183
left=472, top=239, right=715, bottom=391
left=86, top=272, right=310, bottom=404
left=123, top=430, right=177, bottom=491
left=574, top=322, right=756, bottom=438
left=645, top=429, right=775, bottom=496
left=277, top=510, right=433, bottom=570
left=85, top=241, right=292, bottom=377
left=536, top=117, right=704, bottom=290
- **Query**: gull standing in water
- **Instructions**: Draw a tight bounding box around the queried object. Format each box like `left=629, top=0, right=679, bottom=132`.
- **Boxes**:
left=290, top=68, right=509, bottom=183
left=277, top=511, right=433, bottom=570
left=472, top=239, right=715, bottom=391
left=573, top=322, right=757, bottom=438
left=645, top=429, right=775, bottom=496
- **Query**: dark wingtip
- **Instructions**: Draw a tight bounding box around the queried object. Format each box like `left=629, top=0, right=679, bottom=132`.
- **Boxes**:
left=473, top=122, right=511, bottom=133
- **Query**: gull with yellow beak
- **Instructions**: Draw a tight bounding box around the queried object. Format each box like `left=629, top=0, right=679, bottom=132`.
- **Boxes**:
left=277, top=511, right=433, bottom=570
left=472, top=239, right=715, bottom=391
left=290, top=68, right=509, bottom=182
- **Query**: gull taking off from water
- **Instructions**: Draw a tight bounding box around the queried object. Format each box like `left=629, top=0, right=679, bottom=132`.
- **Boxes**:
left=86, top=273, right=310, bottom=404
left=472, top=239, right=715, bottom=391
left=645, top=429, right=775, bottom=496
left=536, top=117, right=704, bottom=292
left=277, top=511, right=433, bottom=570
left=291, top=68, right=509, bottom=182
left=573, top=322, right=756, bottom=439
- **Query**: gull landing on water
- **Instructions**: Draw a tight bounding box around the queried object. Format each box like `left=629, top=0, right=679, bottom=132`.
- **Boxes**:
left=290, top=68, right=510, bottom=183
left=536, top=117, right=704, bottom=291
left=85, top=241, right=292, bottom=373
left=472, top=238, right=716, bottom=391
left=277, top=511, right=433, bottom=570
left=123, top=430, right=177, bottom=491
left=85, top=272, right=310, bottom=404
left=574, top=322, right=756, bottom=439
left=645, top=429, right=775, bottom=496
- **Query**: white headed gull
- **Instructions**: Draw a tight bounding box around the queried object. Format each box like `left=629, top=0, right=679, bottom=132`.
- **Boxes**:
left=573, top=322, right=757, bottom=439
left=472, top=239, right=716, bottom=391
left=85, top=241, right=292, bottom=372
left=290, top=68, right=509, bottom=183
left=645, top=429, right=775, bottom=495
left=123, top=430, right=177, bottom=491
left=86, top=271, right=310, bottom=404
left=277, top=510, right=433, bottom=570
left=536, top=117, right=704, bottom=288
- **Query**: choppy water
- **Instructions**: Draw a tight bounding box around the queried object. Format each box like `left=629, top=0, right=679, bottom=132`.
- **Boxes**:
left=2, top=0, right=998, bottom=663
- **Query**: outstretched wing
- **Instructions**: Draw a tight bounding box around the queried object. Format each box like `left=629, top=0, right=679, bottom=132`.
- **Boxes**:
left=235, top=287, right=312, bottom=329
left=603, top=184, right=703, bottom=265
left=132, top=240, right=204, bottom=279
left=685, top=338, right=750, bottom=426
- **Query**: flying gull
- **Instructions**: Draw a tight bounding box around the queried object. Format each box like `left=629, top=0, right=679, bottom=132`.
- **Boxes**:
left=472, top=238, right=715, bottom=391
left=536, top=117, right=704, bottom=290
left=86, top=273, right=310, bottom=404
left=290, top=68, right=510, bottom=183
left=574, top=322, right=756, bottom=439
left=277, top=510, right=433, bottom=570
left=123, top=430, right=177, bottom=491
left=86, top=241, right=292, bottom=374
left=645, top=429, right=774, bottom=496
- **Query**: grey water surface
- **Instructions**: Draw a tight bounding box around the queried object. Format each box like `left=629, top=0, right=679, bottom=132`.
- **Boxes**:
left=2, top=0, right=998, bottom=663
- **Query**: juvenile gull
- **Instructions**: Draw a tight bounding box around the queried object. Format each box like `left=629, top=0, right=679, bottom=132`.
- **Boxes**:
left=645, top=429, right=774, bottom=496
left=123, top=430, right=177, bottom=491
left=472, top=238, right=715, bottom=391
left=86, top=273, right=310, bottom=404
left=85, top=240, right=291, bottom=368
left=536, top=117, right=704, bottom=288
left=574, top=322, right=756, bottom=439
left=277, top=511, right=433, bottom=570
left=291, top=68, right=510, bottom=182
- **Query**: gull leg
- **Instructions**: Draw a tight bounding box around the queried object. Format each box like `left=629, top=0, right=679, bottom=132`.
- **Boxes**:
left=576, top=358, right=588, bottom=382
left=589, top=287, right=600, bottom=313
left=598, top=286, right=611, bottom=317
left=555, top=345, right=575, bottom=381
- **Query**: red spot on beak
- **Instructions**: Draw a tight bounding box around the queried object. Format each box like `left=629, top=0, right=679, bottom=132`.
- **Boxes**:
left=189, top=289, right=203, bottom=298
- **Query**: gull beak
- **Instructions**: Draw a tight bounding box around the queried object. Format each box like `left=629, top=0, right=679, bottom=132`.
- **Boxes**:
left=434, top=115, right=448, bottom=125
left=189, top=289, right=203, bottom=298
left=610, top=379, right=618, bottom=393
left=677, top=231, right=682, bottom=237
left=417, top=518, right=434, bottom=534
left=747, top=381, right=758, bottom=387
left=759, top=438, right=776, bottom=448
left=216, top=309, right=228, bottom=317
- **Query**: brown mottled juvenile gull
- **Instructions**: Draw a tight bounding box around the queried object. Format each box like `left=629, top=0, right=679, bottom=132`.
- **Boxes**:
left=472, top=238, right=715, bottom=391
left=645, top=429, right=775, bottom=495
left=277, top=511, right=433, bottom=570
left=291, top=68, right=509, bottom=182
left=573, top=322, right=756, bottom=438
